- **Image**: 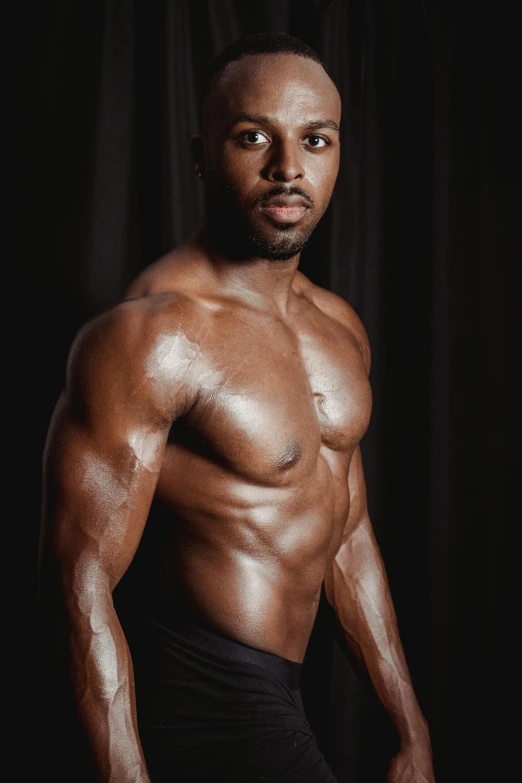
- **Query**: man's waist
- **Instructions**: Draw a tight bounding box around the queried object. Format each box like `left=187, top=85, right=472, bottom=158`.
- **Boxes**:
left=142, top=588, right=315, bottom=664
left=144, top=608, right=304, bottom=690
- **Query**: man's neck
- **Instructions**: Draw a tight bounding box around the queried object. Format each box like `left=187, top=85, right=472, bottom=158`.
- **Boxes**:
left=191, top=223, right=302, bottom=316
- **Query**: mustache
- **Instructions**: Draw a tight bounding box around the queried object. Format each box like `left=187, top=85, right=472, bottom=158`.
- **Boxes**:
left=253, top=185, right=314, bottom=208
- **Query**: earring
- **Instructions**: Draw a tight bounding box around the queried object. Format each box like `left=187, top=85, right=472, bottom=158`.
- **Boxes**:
left=197, top=171, right=203, bottom=178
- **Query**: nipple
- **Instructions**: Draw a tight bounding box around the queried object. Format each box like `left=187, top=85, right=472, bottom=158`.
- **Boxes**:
left=276, top=442, right=302, bottom=470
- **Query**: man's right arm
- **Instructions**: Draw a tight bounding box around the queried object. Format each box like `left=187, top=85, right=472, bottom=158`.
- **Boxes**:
left=38, top=297, right=198, bottom=781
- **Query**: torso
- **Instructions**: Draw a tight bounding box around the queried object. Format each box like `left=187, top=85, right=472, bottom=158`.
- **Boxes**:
left=126, top=251, right=372, bottom=662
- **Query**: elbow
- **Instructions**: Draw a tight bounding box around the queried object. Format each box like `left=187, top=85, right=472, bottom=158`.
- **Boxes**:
left=40, top=553, right=113, bottom=637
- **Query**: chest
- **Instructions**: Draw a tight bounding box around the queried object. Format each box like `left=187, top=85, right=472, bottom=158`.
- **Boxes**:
left=171, top=314, right=372, bottom=483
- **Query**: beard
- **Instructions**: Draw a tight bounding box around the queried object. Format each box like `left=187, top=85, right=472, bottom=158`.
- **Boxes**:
left=204, top=180, right=323, bottom=262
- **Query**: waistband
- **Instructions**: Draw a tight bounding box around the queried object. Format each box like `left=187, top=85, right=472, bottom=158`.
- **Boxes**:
left=147, top=609, right=303, bottom=691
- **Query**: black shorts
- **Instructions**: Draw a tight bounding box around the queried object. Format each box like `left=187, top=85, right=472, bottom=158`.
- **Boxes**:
left=134, top=613, right=338, bottom=782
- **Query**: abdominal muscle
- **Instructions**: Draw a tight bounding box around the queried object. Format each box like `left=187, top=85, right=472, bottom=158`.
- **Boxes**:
left=152, top=446, right=351, bottom=662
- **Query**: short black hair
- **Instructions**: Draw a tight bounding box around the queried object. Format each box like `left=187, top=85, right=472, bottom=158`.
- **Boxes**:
left=198, top=31, right=327, bottom=132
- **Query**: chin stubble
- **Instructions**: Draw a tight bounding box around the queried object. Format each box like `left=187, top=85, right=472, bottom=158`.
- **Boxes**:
left=205, top=183, right=322, bottom=262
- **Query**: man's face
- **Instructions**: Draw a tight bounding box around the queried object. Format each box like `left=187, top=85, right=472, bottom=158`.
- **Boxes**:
left=197, top=53, right=341, bottom=261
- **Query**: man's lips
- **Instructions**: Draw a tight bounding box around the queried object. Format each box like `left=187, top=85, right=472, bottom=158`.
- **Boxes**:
left=260, top=204, right=309, bottom=223
left=259, top=195, right=310, bottom=224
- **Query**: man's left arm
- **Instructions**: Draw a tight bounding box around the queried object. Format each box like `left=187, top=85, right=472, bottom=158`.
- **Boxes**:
left=324, top=445, right=435, bottom=783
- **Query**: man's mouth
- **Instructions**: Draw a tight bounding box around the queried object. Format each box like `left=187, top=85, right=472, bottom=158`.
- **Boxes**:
left=260, top=204, right=309, bottom=223
left=259, top=194, right=310, bottom=224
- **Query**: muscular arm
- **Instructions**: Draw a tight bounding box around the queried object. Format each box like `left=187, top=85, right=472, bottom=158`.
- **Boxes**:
left=317, top=289, right=435, bottom=780
left=324, top=446, right=435, bottom=782
left=38, top=298, right=196, bottom=781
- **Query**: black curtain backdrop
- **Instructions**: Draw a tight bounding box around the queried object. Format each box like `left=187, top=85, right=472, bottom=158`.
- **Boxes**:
left=22, top=2, right=520, bottom=782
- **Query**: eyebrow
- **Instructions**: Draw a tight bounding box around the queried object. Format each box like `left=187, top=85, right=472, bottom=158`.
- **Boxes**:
left=229, top=113, right=340, bottom=133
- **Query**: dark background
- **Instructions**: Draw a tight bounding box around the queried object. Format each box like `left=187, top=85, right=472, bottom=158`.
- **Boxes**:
left=21, top=1, right=520, bottom=781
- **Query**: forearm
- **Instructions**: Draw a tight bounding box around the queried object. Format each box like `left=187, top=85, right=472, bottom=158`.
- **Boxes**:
left=57, top=585, right=150, bottom=782
left=326, top=518, right=428, bottom=746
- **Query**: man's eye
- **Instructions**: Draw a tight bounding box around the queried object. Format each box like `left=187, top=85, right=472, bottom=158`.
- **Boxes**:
left=239, top=131, right=269, bottom=145
left=306, top=135, right=328, bottom=148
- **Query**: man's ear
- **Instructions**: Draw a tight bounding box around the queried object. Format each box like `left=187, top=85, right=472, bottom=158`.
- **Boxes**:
left=191, top=135, right=206, bottom=179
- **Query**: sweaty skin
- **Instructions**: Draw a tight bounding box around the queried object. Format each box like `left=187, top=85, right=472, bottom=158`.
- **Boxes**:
left=38, top=53, right=435, bottom=782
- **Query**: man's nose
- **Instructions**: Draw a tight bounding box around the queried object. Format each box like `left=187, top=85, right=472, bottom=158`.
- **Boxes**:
left=264, top=139, right=305, bottom=182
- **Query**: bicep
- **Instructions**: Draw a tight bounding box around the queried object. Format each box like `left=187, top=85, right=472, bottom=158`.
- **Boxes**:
left=41, top=392, right=168, bottom=595
left=342, top=445, right=370, bottom=541
left=324, top=445, right=372, bottom=606
left=39, top=299, right=198, bottom=600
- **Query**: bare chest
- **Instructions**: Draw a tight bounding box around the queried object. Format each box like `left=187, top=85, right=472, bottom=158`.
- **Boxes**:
left=168, top=311, right=372, bottom=485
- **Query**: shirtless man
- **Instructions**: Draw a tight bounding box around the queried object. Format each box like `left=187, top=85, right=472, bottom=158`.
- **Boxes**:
left=38, top=32, right=435, bottom=783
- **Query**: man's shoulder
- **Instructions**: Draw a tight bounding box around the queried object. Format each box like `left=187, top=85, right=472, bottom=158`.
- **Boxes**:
left=74, top=288, right=200, bottom=354
left=66, top=288, right=206, bottom=402
left=296, top=273, right=371, bottom=371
